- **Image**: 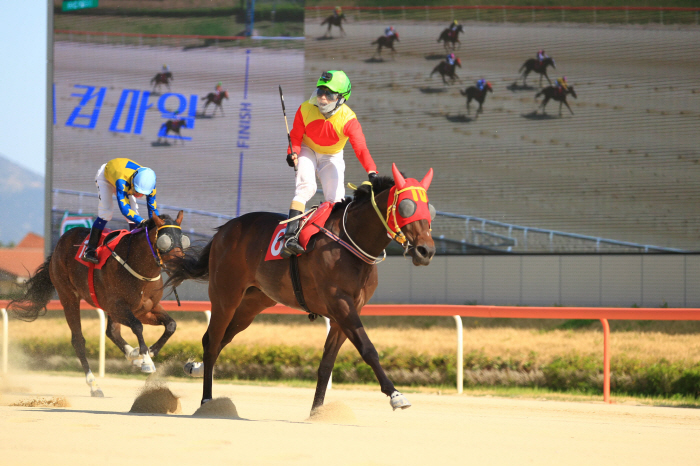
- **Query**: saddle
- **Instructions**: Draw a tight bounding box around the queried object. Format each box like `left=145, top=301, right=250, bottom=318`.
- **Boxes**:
left=75, top=229, right=131, bottom=269
left=265, top=202, right=334, bottom=261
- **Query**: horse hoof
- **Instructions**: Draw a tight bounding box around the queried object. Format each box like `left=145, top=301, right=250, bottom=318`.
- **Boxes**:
left=141, top=362, right=156, bottom=374
left=91, top=388, right=104, bottom=397
left=132, top=358, right=144, bottom=367
left=389, top=390, right=411, bottom=411
left=184, top=361, right=204, bottom=377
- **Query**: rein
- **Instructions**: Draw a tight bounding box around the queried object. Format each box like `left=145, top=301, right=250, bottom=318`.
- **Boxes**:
left=348, top=181, right=409, bottom=247
left=112, top=223, right=182, bottom=282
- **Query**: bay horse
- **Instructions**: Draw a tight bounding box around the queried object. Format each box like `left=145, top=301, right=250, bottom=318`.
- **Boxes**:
left=158, top=118, right=187, bottom=144
left=371, top=33, right=400, bottom=60
left=201, top=90, right=229, bottom=117
left=519, top=57, right=556, bottom=87
left=535, top=85, right=577, bottom=116
left=7, top=212, right=188, bottom=397
left=437, top=25, right=464, bottom=51
left=321, top=13, right=346, bottom=37
left=430, top=58, right=462, bottom=85
left=460, top=82, right=493, bottom=116
left=151, top=71, right=173, bottom=93
left=165, top=164, right=437, bottom=415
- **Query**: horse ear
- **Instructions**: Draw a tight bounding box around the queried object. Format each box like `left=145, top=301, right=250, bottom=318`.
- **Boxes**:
left=420, top=168, right=434, bottom=190
left=152, top=211, right=163, bottom=227
left=176, top=210, right=184, bottom=225
left=392, top=163, right=406, bottom=189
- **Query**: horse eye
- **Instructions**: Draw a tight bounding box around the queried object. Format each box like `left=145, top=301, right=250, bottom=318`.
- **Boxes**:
left=398, top=199, right=417, bottom=218
left=156, top=235, right=172, bottom=252
left=181, top=235, right=190, bottom=249
left=429, top=204, right=437, bottom=221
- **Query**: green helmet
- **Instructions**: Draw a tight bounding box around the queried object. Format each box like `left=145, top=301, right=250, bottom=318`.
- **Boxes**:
left=316, top=70, right=351, bottom=101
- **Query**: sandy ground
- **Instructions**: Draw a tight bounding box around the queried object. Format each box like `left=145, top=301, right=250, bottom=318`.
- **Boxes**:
left=1, top=372, right=699, bottom=465
left=306, top=20, right=700, bottom=250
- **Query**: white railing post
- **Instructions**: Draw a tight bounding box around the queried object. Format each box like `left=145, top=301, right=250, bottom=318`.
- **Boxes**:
left=324, top=316, right=332, bottom=390
left=204, top=310, right=211, bottom=327
left=453, top=315, right=463, bottom=394
left=96, top=309, right=105, bottom=377
left=1, top=308, right=8, bottom=374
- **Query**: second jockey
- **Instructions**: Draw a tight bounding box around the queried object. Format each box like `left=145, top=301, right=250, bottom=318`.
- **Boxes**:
left=554, top=76, right=569, bottom=92
left=446, top=53, right=456, bottom=66
left=385, top=26, right=396, bottom=37
left=476, top=79, right=486, bottom=91
left=82, top=158, right=159, bottom=264
left=282, top=70, right=377, bottom=258
left=215, top=82, right=224, bottom=98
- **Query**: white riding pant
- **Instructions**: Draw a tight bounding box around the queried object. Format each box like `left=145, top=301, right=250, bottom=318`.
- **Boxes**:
left=95, top=163, right=139, bottom=222
left=292, top=144, right=346, bottom=209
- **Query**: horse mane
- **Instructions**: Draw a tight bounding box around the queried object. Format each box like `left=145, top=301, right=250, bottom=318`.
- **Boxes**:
left=332, top=175, right=396, bottom=213
left=144, top=213, right=174, bottom=228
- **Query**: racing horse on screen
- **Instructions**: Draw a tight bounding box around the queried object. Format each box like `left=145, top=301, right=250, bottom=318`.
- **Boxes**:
left=151, top=71, right=173, bottom=93
left=518, top=56, right=556, bottom=87
left=535, top=85, right=577, bottom=116
left=8, top=212, right=189, bottom=397
left=165, top=164, right=437, bottom=415
left=201, top=90, right=229, bottom=117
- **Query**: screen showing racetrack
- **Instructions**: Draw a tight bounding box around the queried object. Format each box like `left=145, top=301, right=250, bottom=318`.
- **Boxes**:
left=53, top=2, right=700, bottom=254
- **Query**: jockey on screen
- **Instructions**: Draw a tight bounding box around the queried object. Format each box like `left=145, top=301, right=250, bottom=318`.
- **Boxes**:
left=215, top=82, right=224, bottom=98
left=536, top=49, right=549, bottom=63
left=282, top=70, right=378, bottom=258
left=446, top=53, right=456, bottom=66
left=476, top=79, right=486, bottom=91
left=333, top=6, right=343, bottom=18
left=162, top=64, right=170, bottom=73
left=449, top=19, right=460, bottom=32
left=82, top=158, right=159, bottom=264
left=385, top=26, right=396, bottom=37
left=554, top=76, right=569, bottom=92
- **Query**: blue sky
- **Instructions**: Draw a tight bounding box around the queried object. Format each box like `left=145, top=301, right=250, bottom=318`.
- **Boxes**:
left=0, top=2, right=47, bottom=176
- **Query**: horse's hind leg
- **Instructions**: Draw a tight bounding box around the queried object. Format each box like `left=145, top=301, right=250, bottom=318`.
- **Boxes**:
left=62, top=293, right=103, bottom=396
left=311, top=321, right=347, bottom=413
left=339, top=24, right=345, bottom=37
left=466, top=96, right=472, bottom=114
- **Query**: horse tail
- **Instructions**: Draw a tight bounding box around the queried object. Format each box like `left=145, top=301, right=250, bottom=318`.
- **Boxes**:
left=519, top=62, right=527, bottom=72
left=534, top=89, right=543, bottom=100
left=7, top=255, right=55, bottom=322
left=164, top=240, right=212, bottom=289
left=371, top=38, right=378, bottom=45
left=321, top=17, right=329, bottom=26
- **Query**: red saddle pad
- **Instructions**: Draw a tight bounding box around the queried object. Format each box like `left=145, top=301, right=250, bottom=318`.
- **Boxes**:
left=74, top=229, right=131, bottom=269
left=265, top=202, right=334, bottom=261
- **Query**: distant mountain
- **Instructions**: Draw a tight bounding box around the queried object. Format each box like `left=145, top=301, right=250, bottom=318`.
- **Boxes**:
left=0, top=154, right=44, bottom=244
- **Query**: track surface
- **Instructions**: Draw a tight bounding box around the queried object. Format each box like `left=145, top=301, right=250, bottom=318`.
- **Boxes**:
left=306, top=20, right=700, bottom=250
left=1, top=372, right=699, bottom=465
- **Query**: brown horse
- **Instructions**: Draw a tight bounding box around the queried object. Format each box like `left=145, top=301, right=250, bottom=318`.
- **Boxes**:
left=519, top=57, right=556, bottom=87
left=437, top=25, right=464, bottom=51
left=461, top=82, right=493, bottom=116
left=201, top=90, right=229, bottom=117
left=371, top=33, right=400, bottom=59
left=321, top=13, right=346, bottom=37
left=430, top=58, right=462, bottom=85
left=165, top=164, right=437, bottom=414
left=151, top=71, right=173, bottom=93
left=535, top=85, right=577, bottom=116
left=158, top=118, right=188, bottom=144
left=8, top=212, right=188, bottom=397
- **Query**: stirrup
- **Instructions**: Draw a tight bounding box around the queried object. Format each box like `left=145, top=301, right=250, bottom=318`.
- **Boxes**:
left=281, top=237, right=305, bottom=258
left=83, top=249, right=99, bottom=264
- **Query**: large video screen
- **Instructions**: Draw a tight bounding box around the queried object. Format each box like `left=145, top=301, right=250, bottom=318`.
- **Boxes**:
left=52, top=2, right=700, bottom=254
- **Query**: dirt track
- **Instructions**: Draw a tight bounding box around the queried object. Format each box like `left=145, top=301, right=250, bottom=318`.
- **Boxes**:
left=306, top=20, right=700, bottom=250
left=1, top=372, right=699, bottom=465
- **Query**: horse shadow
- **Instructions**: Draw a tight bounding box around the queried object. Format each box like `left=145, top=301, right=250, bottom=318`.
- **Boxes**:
left=521, top=111, right=559, bottom=120
left=418, top=87, right=447, bottom=94
left=507, top=82, right=536, bottom=92
left=151, top=141, right=173, bottom=147
left=445, top=114, right=474, bottom=123
left=195, top=112, right=214, bottom=119
left=364, top=57, right=385, bottom=63
left=315, top=36, right=335, bottom=41
left=424, top=54, right=445, bottom=60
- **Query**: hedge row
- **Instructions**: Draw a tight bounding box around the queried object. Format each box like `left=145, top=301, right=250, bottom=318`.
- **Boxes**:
left=16, top=338, right=700, bottom=398
left=55, top=6, right=304, bottom=23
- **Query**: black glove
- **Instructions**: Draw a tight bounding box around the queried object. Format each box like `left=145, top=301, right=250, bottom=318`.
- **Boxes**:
left=368, top=171, right=378, bottom=183
left=286, top=152, right=297, bottom=168
left=137, top=219, right=148, bottom=229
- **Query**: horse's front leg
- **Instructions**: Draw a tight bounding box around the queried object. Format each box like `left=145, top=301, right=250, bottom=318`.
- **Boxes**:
left=333, top=298, right=410, bottom=410
left=563, top=99, right=574, bottom=115
left=544, top=72, right=552, bottom=86
left=113, top=300, right=156, bottom=373
left=105, top=316, right=142, bottom=366
left=140, top=304, right=177, bottom=358
left=340, top=24, right=345, bottom=37
left=311, top=321, right=348, bottom=413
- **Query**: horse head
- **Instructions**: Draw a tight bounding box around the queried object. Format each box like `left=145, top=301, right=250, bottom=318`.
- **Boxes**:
left=547, top=57, right=556, bottom=69
left=455, top=58, right=462, bottom=68
left=568, top=86, right=577, bottom=98
left=394, top=32, right=400, bottom=42
left=389, top=164, right=436, bottom=266
left=486, top=82, right=493, bottom=92
left=223, top=90, right=229, bottom=100
left=151, top=211, right=189, bottom=262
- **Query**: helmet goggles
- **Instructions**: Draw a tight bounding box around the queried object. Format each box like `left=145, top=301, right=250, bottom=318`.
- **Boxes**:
left=315, top=87, right=340, bottom=101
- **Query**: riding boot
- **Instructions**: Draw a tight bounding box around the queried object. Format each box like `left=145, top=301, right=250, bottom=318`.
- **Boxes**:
left=281, top=209, right=305, bottom=259
left=82, top=224, right=104, bottom=264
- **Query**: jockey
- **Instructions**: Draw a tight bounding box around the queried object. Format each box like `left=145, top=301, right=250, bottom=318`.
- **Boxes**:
left=333, top=6, right=343, bottom=17
left=282, top=70, right=377, bottom=258
left=446, top=53, right=456, bottom=66
left=385, top=26, right=396, bottom=37
left=449, top=19, right=460, bottom=32
left=554, top=76, right=569, bottom=92
left=162, top=64, right=170, bottom=72
left=476, top=79, right=486, bottom=91
left=536, top=49, right=548, bottom=63
left=215, top=82, right=223, bottom=97
left=82, top=158, right=159, bottom=264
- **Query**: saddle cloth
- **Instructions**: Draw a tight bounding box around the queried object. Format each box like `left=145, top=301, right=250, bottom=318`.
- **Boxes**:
left=265, top=202, right=334, bottom=261
left=74, top=229, right=131, bottom=269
